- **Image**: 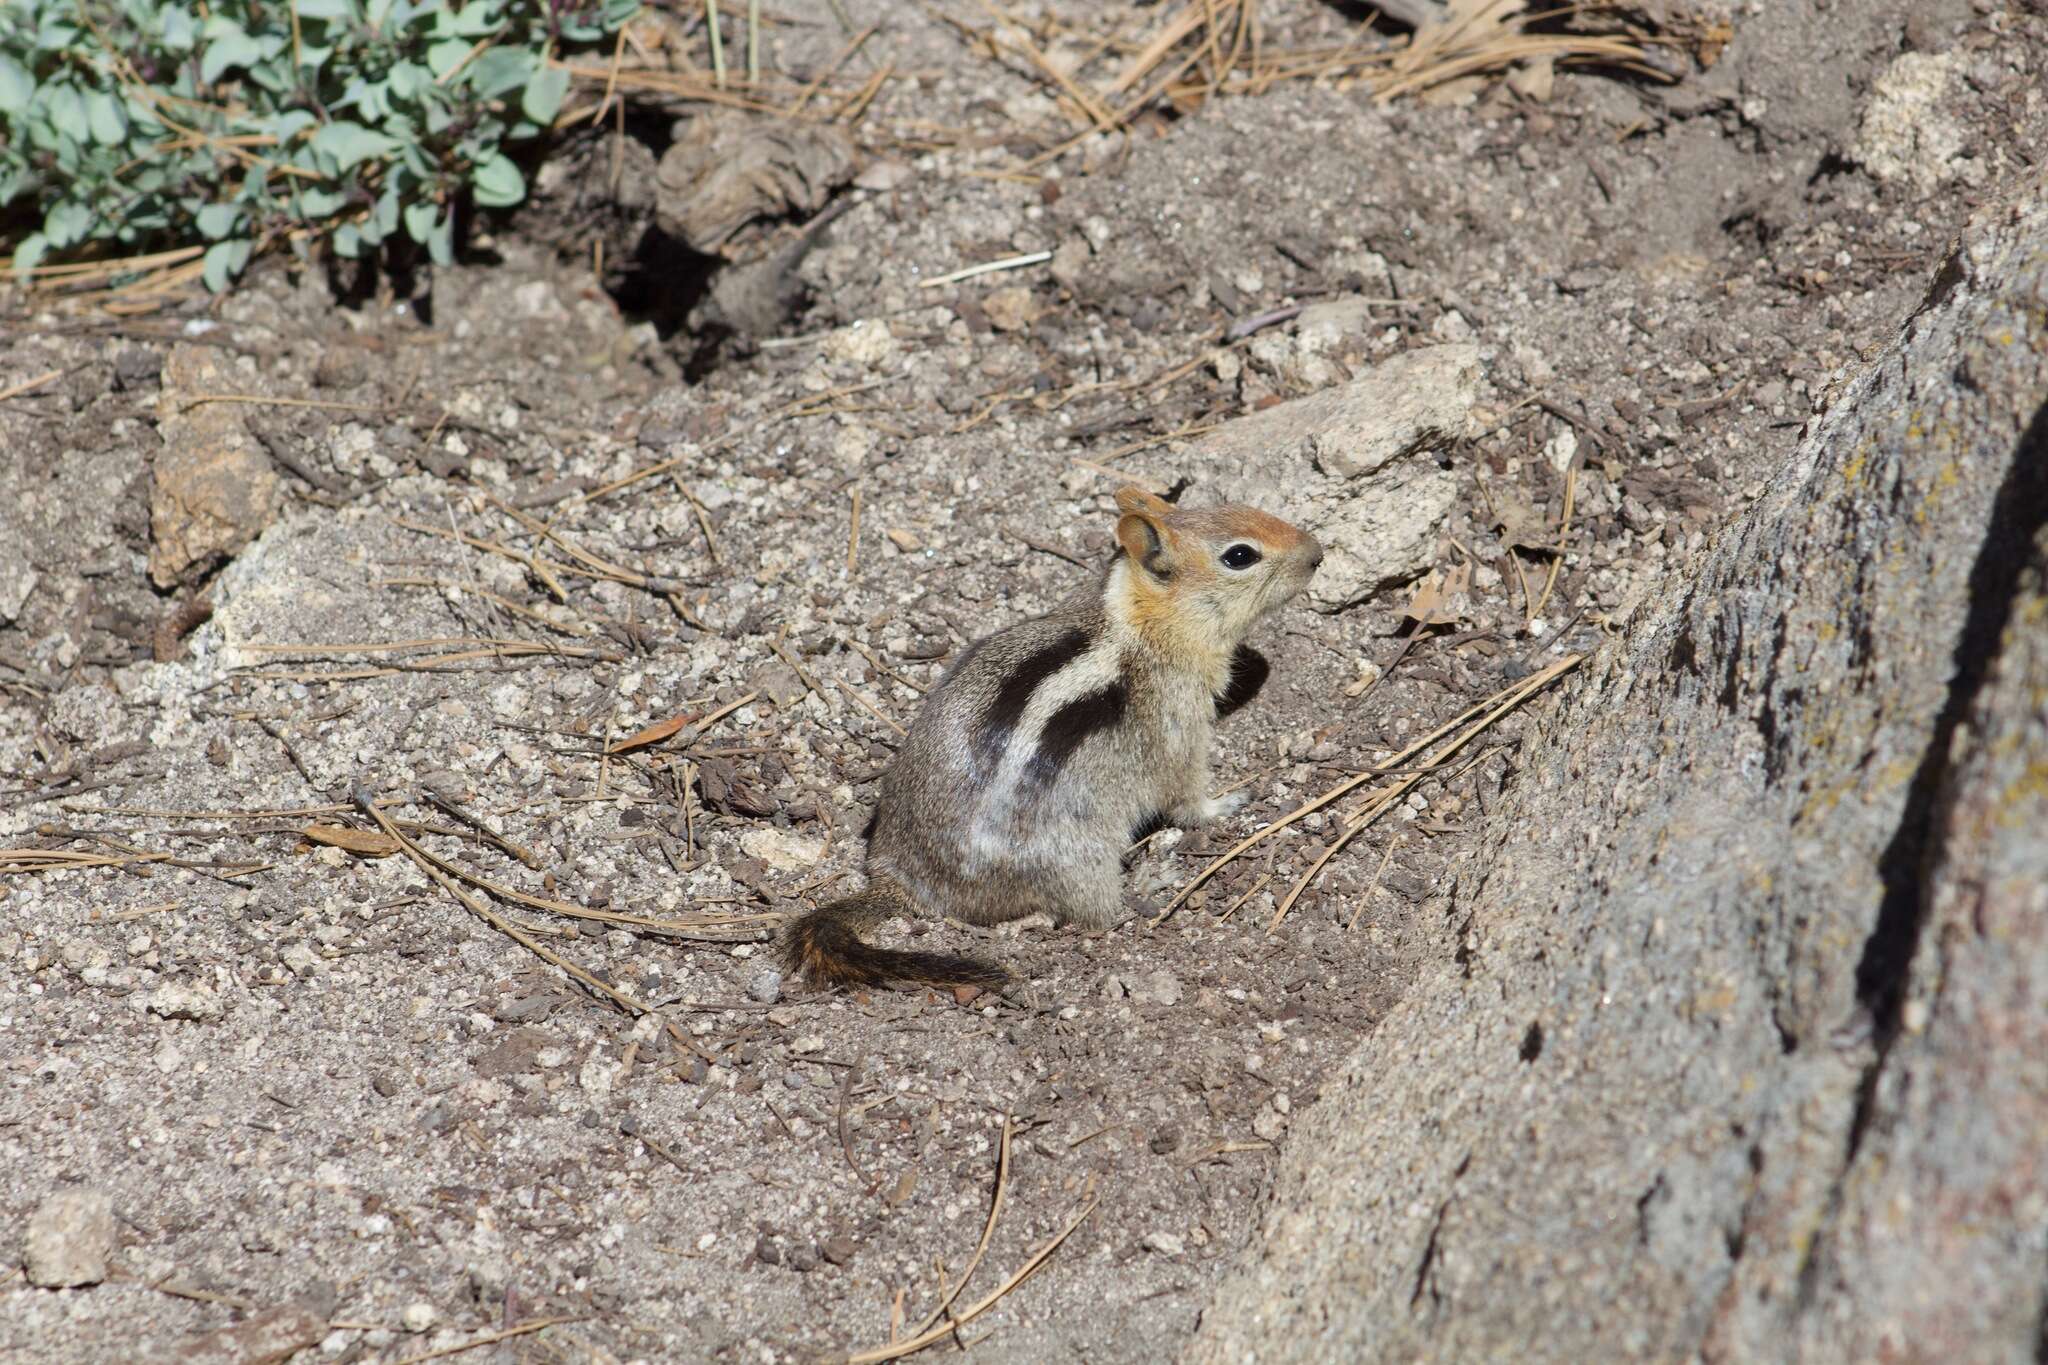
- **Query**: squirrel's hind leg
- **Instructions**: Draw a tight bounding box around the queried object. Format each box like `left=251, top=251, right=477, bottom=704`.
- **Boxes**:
left=1044, top=856, right=1127, bottom=931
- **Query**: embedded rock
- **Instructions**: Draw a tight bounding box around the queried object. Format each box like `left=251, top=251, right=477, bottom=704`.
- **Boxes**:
left=150, top=345, right=282, bottom=588
left=1193, top=169, right=2048, bottom=1364
left=24, top=1188, right=115, bottom=1288
left=1187, top=343, right=1480, bottom=610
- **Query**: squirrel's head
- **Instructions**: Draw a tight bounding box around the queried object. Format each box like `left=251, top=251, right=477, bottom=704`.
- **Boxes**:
left=1110, top=485, right=1323, bottom=662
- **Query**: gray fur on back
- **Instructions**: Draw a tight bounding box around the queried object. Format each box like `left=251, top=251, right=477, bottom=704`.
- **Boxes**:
left=868, top=575, right=1212, bottom=929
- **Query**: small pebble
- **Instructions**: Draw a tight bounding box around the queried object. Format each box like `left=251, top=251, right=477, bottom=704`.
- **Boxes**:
left=401, top=1302, right=437, bottom=1333
left=145, top=982, right=223, bottom=1021
left=1142, top=1231, right=1185, bottom=1257
left=747, top=968, right=782, bottom=1004
left=25, top=1188, right=115, bottom=1287
left=822, top=1235, right=858, bottom=1266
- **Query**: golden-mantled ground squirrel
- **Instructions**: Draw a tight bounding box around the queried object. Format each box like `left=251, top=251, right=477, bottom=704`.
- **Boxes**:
left=784, top=486, right=1323, bottom=990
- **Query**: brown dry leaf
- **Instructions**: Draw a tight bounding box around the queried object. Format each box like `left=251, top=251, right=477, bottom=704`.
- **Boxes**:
left=1489, top=486, right=1549, bottom=551
left=1698, top=22, right=1734, bottom=68
left=696, top=758, right=779, bottom=818
left=608, top=711, right=701, bottom=754
left=301, top=824, right=402, bottom=857
left=1403, top=560, right=1472, bottom=627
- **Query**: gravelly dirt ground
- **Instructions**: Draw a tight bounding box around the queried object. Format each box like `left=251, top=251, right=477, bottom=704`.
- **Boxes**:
left=3, top=1, right=2043, bottom=1360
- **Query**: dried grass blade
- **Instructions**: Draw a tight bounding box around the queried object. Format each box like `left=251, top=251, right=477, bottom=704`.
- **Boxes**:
left=1162, top=653, right=1584, bottom=915
left=848, top=1194, right=1097, bottom=1364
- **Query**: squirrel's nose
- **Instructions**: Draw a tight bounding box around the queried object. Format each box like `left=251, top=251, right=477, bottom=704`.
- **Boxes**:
left=1306, top=538, right=1325, bottom=569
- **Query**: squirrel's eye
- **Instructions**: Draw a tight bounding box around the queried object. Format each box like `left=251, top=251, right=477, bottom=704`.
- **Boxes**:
left=1221, top=544, right=1262, bottom=570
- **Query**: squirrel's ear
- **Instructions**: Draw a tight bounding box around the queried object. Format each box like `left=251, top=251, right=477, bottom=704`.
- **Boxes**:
left=1116, top=508, right=1173, bottom=577
left=1115, top=485, right=1173, bottom=520
left=1114, top=486, right=1175, bottom=575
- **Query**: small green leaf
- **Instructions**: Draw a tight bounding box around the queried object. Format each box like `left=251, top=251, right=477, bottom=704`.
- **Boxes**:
left=199, top=24, right=265, bottom=84
left=521, top=65, right=570, bottom=124
left=246, top=57, right=295, bottom=96
left=11, top=233, right=49, bottom=276
left=310, top=120, right=399, bottom=170
left=84, top=90, right=127, bottom=145
left=333, top=223, right=365, bottom=258
left=158, top=9, right=196, bottom=51
left=426, top=38, right=471, bottom=78
left=0, top=54, right=31, bottom=116
left=296, top=0, right=358, bottom=20
left=44, top=199, right=92, bottom=248
left=197, top=202, right=242, bottom=240
left=423, top=211, right=455, bottom=266
left=296, top=188, right=349, bottom=218
left=202, top=238, right=253, bottom=291
left=443, top=1, right=503, bottom=38
left=465, top=46, right=533, bottom=99
left=401, top=199, right=454, bottom=264
left=372, top=182, right=401, bottom=234
left=387, top=61, right=425, bottom=100
left=43, top=85, right=86, bottom=146
left=469, top=151, right=524, bottom=207
left=271, top=110, right=318, bottom=145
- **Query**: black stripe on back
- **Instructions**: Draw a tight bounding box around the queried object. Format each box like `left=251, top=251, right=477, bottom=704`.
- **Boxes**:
left=972, top=628, right=1090, bottom=775
left=1028, top=681, right=1129, bottom=786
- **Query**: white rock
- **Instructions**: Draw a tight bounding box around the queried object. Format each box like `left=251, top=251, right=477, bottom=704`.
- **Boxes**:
left=1186, top=344, right=1481, bottom=609
left=738, top=827, right=825, bottom=872
left=145, top=982, right=225, bottom=1022
left=401, top=1302, right=438, bottom=1333
left=24, top=1189, right=115, bottom=1287
left=579, top=1053, right=618, bottom=1096
left=1132, top=970, right=1183, bottom=1007
left=821, top=319, right=898, bottom=368
left=1854, top=51, right=1968, bottom=190
left=1543, top=426, right=1578, bottom=475
left=1294, top=296, right=1376, bottom=356
left=1143, top=1231, right=1186, bottom=1257
left=0, top=560, right=36, bottom=623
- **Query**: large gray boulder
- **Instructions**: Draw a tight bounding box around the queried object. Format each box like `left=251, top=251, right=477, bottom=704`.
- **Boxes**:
left=1191, top=169, right=2048, bottom=1362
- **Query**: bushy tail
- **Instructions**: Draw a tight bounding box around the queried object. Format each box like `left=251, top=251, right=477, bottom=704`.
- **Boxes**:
left=781, top=880, right=1007, bottom=990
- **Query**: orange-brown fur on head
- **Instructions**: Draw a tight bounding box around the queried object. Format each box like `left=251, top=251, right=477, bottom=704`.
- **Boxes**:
left=1111, top=486, right=1322, bottom=677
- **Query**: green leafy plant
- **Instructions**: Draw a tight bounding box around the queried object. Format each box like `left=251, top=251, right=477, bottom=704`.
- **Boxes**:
left=0, top=0, right=638, bottom=291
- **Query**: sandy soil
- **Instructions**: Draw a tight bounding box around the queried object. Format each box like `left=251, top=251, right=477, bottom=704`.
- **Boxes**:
left=3, top=1, right=2042, bottom=1360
